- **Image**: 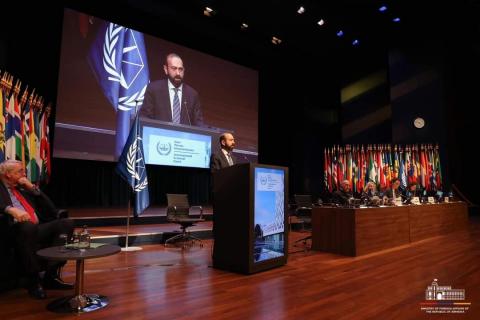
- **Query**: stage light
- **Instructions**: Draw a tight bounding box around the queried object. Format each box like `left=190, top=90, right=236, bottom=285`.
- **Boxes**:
left=297, top=6, right=305, bottom=14
left=337, top=30, right=344, bottom=37
left=352, top=39, right=359, bottom=46
left=392, top=17, right=401, bottom=22
left=271, top=36, right=282, bottom=45
left=317, top=19, right=325, bottom=26
left=204, top=7, right=215, bottom=17
left=379, top=6, right=388, bottom=12
left=241, top=23, right=249, bottom=30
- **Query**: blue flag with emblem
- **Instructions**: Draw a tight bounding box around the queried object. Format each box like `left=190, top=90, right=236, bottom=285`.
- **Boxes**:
left=115, top=113, right=150, bottom=216
left=88, top=21, right=149, bottom=158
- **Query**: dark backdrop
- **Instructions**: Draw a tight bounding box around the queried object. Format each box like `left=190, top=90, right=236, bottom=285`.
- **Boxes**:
left=1, top=1, right=479, bottom=208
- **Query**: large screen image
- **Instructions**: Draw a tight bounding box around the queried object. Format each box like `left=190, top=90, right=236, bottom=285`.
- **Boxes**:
left=54, top=9, right=258, bottom=169
left=253, top=167, right=285, bottom=263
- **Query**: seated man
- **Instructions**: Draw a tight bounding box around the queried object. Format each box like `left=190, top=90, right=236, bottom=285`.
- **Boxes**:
left=0, top=160, right=74, bottom=299
left=332, top=180, right=353, bottom=206
left=384, top=178, right=402, bottom=205
left=403, top=182, right=421, bottom=204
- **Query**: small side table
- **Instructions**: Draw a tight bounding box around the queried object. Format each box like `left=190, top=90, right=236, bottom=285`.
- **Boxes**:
left=37, top=244, right=121, bottom=313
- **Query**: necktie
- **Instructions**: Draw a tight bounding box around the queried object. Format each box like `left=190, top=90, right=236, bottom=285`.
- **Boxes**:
left=11, top=188, right=38, bottom=224
left=172, top=88, right=181, bottom=124
left=227, top=153, right=233, bottom=166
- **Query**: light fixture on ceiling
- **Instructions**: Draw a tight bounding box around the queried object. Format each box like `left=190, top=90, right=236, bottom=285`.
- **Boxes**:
left=241, top=22, right=249, bottom=30
left=317, top=19, right=325, bottom=26
left=203, top=7, right=215, bottom=17
left=352, top=39, right=360, bottom=46
left=392, top=17, right=401, bottom=23
left=297, top=6, right=305, bottom=14
left=336, top=30, right=344, bottom=37
left=379, top=5, right=388, bottom=12
left=271, top=36, right=282, bottom=45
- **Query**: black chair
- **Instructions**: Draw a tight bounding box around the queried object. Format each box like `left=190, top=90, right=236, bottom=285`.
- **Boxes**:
left=291, top=194, right=313, bottom=248
left=165, top=194, right=204, bottom=248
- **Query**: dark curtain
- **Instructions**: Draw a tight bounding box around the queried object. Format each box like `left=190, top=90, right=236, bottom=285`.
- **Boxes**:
left=44, top=158, right=211, bottom=208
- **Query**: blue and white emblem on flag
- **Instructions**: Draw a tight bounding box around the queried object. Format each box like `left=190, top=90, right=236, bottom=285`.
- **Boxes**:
left=115, top=114, right=150, bottom=216
left=88, top=22, right=150, bottom=158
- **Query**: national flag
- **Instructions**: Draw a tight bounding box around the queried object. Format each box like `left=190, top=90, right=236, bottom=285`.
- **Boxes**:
left=28, top=98, right=41, bottom=183
left=332, top=148, right=338, bottom=190
left=399, top=151, right=407, bottom=188
left=0, top=86, right=5, bottom=161
left=5, top=93, right=16, bottom=160
left=368, top=147, right=377, bottom=184
left=324, top=148, right=329, bottom=190
left=434, top=146, right=442, bottom=190
left=115, top=113, right=150, bottom=216
left=39, top=105, right=51, bottom=182
left=88, top=22, right=150, bottom=159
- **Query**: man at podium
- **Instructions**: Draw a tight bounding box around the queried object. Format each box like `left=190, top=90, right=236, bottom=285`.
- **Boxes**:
left=210, top=132, right=237, bottom=172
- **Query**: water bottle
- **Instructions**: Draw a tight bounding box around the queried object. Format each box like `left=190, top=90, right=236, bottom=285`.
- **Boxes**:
left=72, top=230, right=81, bottom=247
left=78, top=225, right=91, bottom=249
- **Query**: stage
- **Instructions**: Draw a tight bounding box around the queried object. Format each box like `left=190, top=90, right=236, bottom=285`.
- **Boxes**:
left=1, top=216, right=479, bottom=319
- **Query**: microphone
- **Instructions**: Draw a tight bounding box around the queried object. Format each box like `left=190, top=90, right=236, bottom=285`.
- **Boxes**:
left=184, top=99, right=192, bottom=126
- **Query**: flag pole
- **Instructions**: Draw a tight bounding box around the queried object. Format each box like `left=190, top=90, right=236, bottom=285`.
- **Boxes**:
left=121, top=104, right=142, bottom=252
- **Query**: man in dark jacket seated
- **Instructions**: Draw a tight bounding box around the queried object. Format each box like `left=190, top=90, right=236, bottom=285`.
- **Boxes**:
left=0, top=160, right=74, bottom=299
left=332, top=180, right=354, bottom=206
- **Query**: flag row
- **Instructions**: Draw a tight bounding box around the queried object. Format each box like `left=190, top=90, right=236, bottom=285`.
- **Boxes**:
left=324, top=144, right=443, bottom=193
left=0, top=70, right=52, bottom=184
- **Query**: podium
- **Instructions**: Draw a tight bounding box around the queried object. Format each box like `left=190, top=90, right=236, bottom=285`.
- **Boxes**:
left=212, top=163, right=288, bottom=274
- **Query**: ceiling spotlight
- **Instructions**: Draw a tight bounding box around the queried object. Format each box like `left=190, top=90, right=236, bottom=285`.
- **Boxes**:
left=204, top=7, right=215, bottom=17
left=379, top=5, right=388, bottom=12
left=317, top=19, right=325, bottom=26
left=352, top=39, right=360, bottom=46
left=271, top=36, right=282, bottom=45
left=336, top=30, right=344, bottom=37
left=241, top=22, right=249, bottom=30
left=392, top=17, right=401, bottom=22
left=297, top=6, right=305, bottom=14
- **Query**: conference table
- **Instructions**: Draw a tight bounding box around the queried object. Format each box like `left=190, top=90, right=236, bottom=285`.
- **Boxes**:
left=311, top=202, right=468, bottom=256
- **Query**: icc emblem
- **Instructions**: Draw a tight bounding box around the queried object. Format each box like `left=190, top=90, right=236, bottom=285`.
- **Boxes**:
left=156, top=141, right=172, bottom=156
left=260, top=175, right=267, bottom=185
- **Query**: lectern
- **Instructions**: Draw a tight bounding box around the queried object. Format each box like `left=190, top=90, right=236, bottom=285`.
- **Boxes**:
left=212, top=163, right=288, bottom=274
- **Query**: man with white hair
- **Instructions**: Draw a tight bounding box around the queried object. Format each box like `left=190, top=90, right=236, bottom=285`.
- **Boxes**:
left=332, top=179, right=353, bottom=205
left=0, top=160, right=74, bottom=299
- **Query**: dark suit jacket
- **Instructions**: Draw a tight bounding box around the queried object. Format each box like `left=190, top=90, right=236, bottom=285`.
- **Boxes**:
left=140, top=79, right=204, bottom=126
left=0, top=183, right=58, bottom=226
left=332, top=189, right=353, bottom=205
left=384, top=188, right=402, bottom=199
left=210, top=151, right=237, bottom=173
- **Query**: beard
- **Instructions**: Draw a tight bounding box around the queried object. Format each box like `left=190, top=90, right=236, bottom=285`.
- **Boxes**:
left=169, top=75, right=183, bottom=87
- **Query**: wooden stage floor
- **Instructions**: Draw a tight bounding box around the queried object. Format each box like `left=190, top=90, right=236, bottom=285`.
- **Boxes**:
left=1, top=218, right=479, bottom=319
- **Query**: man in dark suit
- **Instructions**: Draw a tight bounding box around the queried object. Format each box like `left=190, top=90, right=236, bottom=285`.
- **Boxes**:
left=210, top=132, right=237, bottom=172
left=0, top=160, right=74, bottom=299
left=384, top=177, right=402, bottom=205
left=140, top=53, right=204, bottom=126
left=331, top=180, right=353, bottom=206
